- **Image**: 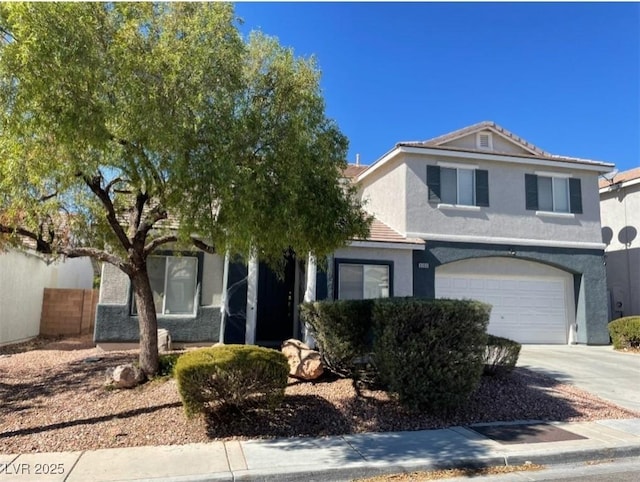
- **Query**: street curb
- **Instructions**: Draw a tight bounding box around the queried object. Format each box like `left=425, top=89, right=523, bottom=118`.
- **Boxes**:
left=231, top=456, right=509, bottom=482
left=505, top=444, right=640, bottom=467
left=229, top=445, right=640, bottom=481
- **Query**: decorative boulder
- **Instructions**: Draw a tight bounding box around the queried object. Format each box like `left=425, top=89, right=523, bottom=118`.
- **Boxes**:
left=281, top=339, right=324, bottom=381
left=107, top=363, right=145, bottom=389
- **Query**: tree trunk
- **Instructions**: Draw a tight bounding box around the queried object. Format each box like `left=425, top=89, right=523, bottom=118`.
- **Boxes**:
left=131, top=267, right=159, bottom=377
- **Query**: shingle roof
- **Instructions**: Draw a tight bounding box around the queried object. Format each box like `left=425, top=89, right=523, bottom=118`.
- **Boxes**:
left=355, top=218, right=424, bottom=245
left=599, top=167, right=640, bottom=189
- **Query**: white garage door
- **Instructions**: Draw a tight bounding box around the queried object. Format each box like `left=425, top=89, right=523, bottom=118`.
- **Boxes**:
left=435, top=275, right=568, bottom=344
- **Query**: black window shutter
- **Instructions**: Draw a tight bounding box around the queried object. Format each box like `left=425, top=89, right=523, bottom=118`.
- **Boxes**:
left=569, top=178, right=583, bottom=214
left=475, top=169, right=489, bottom=207
left=427, top=165, right=441, bottom=202
left=525, top=174, right=538, bottom=210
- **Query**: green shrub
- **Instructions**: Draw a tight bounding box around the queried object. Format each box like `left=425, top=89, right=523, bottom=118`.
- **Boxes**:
left=372, top=298, right=490, bottom=412
left=300, top=299, right=375, bottom=380
left=174, top=345, right=289, bottom=417
left=608, top=316, right=640, bottom=349
left=158, top=353, right=181, bottom=378
left=483, top=334, right=521, bottom=376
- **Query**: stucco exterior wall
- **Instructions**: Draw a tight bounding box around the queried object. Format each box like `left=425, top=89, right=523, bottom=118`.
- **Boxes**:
left=359, top=161, right=407, bottom=234
left=600, top=184, right=640, bottom=251
left=95, top=251, right=224, bottom=343
left=99, top=262, right=130, bottom=304
left=600, top=183, right=640, bottom=317
left=0, top=250, right=94, bottom=346
left=404, top=153, right=603, bottom=245
left=332, top=245, right=414, bottom=297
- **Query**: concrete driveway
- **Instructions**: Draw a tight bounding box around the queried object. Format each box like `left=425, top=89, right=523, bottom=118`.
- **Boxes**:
left=518, top=345, right=640, bottom=412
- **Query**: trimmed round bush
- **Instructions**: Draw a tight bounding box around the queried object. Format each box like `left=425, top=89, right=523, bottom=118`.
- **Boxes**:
left=372, top=298, right=490, bottom=412
left=174, top=344, right=289, bottom=417
left=483, top=334, right=521, bottom=376
left=300, top=299, right=375, bottom=380
left=608, top=316, right=640, bottom=350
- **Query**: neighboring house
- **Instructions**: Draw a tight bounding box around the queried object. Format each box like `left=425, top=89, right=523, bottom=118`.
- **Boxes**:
left=95, top=121, right=614, bottom=348
left=599, top=167, right=640, bottom=319
left=0, top=248, right=94, bottom=346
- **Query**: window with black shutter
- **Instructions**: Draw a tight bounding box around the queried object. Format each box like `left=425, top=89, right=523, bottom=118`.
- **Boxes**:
left=525, top=174, right=582, bottom=214
left=427, top=165, right=489, bottom=207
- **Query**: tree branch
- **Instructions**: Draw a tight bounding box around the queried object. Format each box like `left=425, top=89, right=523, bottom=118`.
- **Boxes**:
left=82, top=174, right=132, bottom=251
left=144, top=234, right=178, bottom=257
left=110, top=136, right=165, bottom=190
left=63, top=247, right=131, bottom=275
left=129, top=191, right=149, bottom=236
left=191, top=237, right=216, bottom=255
left=0, top=224, right=130, bottom=274
left=137, top=204, right=167, bottom=237
left=38, top=191, right=58, bottom=203
left=0, top=224, right=53, bottom=254
left=105, top=177, right=123, bottom=194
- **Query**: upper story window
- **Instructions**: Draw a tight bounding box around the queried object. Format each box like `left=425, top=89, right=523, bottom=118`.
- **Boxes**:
left=525, top=173, right=582, bottom=214
left=336, top=260, right=392, bottom=300
left=427, top=165, right=489, bottom=207
left=132, top=255, right=199, bottom=315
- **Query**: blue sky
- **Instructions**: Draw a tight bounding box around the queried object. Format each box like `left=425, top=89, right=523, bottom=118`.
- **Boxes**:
left=234, top=2, right=640, bottom=172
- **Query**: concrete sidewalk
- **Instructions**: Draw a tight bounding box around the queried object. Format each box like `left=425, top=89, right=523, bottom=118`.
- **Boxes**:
left=2, top=418, right=640, bottom=482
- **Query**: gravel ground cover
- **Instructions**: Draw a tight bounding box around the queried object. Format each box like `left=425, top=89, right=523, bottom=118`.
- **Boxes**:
left=1, top=337, right=639, bottom=454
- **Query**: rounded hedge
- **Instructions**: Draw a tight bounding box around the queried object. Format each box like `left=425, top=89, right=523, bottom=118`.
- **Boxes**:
left=373, top=297, right=491, bottom=412
left=608, top=316, right=640, bottom=350
left=174, top=344, right=289, bottom=417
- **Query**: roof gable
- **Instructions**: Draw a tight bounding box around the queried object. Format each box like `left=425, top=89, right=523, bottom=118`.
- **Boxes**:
left=418, top=121, right=550, bottom=157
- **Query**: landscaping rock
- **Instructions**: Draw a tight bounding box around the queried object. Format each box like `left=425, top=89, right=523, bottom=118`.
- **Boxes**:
left=107, top=363, right=145, bottom=389
left=282, top=338, right=324, bottom=380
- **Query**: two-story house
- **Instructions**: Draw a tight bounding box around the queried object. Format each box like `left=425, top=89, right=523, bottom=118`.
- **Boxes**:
left=599, top=167, right=640, bottom=319
left=95, top=121, right=613, bottom=349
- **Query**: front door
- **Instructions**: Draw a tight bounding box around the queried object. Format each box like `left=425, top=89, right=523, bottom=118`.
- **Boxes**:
left=255, top=254, right=297, bottom=347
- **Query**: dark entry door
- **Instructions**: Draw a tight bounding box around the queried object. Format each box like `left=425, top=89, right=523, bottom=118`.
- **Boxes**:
left=255, top=254, right=296, bottom=347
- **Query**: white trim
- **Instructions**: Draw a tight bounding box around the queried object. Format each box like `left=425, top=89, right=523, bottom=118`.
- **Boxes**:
left=245, top=252, right=259, bottom=345
left=349, top=240, right=426, bottom=250
left=437, top=161, right=480, bottom=170
left=355, top=147, right=400, bottom=182
left=535, top=170, right=573, bottom=178
left=303, top=253, right=317, bottom=346
left=406, top=231, right=605, bottom=250
left=219, top=251, right=230, bottom=342
left=357, top=146, right=613, bottom=183
left=304, top=253, right=317, bottom=303
left=437, top=203, right=482, bottom=212
left=535, top=211, right=576, bottom=219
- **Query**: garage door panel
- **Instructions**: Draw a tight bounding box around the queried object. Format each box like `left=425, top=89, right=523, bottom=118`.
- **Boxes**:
left=435, top=274, right=568, bottom=344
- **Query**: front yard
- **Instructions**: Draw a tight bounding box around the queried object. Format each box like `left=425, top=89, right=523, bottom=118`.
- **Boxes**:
left=1, top=337, right=639, bottom=454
